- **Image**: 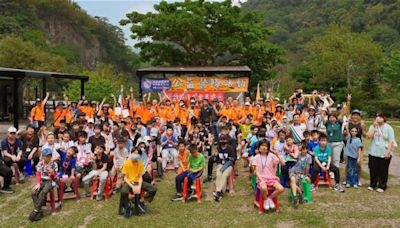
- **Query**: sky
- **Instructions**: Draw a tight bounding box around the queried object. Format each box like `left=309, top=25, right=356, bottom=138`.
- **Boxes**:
left=74, top=0, right=245, bottom=47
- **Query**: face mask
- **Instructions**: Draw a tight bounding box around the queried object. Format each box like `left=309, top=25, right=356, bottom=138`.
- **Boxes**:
left=279, top=139, right=285, bottom=143
left=130, top=153, right=141, bottom=161
left=140, top=147, right=146, bottom=153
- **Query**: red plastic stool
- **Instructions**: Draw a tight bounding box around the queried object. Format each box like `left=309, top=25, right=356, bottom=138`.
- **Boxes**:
left=43, top=182, right=62, bottom=214
left=60, top=177, right=80, bottom=202
left=182, top=177, right=201, bottom=203
left=254, top=185, right=279, bottom=213
left=91, top=175, right=113, bottom=200
left=227, top=168, right=235, bottom=193
left=315, top=171, right=332, bottom=189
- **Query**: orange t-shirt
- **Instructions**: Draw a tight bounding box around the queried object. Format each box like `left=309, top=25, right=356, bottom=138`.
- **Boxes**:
left=53, top=108, right=65, bottom=127
left=178, top=108, right=190, bottom=126
left=31, top=104, right=45, bottom=122
left=178, top=150, right=190, bottom=174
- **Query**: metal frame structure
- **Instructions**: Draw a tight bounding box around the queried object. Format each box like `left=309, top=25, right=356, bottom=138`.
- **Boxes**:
left=0, top=67, right=88, bottom=129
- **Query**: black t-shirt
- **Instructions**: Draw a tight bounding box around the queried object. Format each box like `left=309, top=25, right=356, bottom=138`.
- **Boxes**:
left=88, top=135, right=106, bottom=152
left=216, top=145, right=236, bottom=164
left=20, top=134, right=39, bottom=154
left=54, top=127, right=68, bottom=138
left=95, top=154, right=109, bottom=171
left=200, top=106, right=212, bottom=124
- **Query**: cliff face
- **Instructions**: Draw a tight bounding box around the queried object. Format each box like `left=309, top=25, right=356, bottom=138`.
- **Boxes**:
left=39, top=16, right=103, bottom=70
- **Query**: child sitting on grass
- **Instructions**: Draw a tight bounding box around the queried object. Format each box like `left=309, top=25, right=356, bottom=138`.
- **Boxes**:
left=289, top=143, right=312, bottom=208
left=29, top=148, right=58, bottom=222
left=252, top=139, right=285, bottom=211
left=172, top=144, right=205, bottom=201
left=344, top=127, right=362, bottom=188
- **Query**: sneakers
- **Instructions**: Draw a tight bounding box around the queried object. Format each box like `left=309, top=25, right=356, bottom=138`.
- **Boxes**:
left=342, top=181, right=347, bottom=185
left=171, top=193, right=183, bottom=201
left=292, top=195, right=298, bottom=208
left=138, top=201, right=148, bottom=214
left=376, top=188, right=384, bottom=193
left=213, top=191, right=222, bottom=202
left=353, top=185, right=359, bottom=189
left=311, top=184, right=317, bottom=192
left=263, top=199, right=270, bottom=210
left=268, top=198, right=276, bottom=209
left=367, top=186, right=374, bottom=191
left=29, top=211, right=43, bottom=222
left=0, top=187, right=14, bottom=194
left=346, top=184, right=351, bottom=188
left=96, top=194, right=104, bottom=201
left=19, top=173, right=25, bottom=182
left=358, top=181, right=362, bottom=187
left=334, top=184, right=345, bottom=193
left=329, top=172, right=335, bottom=180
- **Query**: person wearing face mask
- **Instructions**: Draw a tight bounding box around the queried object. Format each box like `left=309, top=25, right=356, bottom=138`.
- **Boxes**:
left=119, top=148, right=157, bottom=217
left=367, top=111, right=397, bottom=193
left=88, top=124, right=106, bottom=153
left=213, top=135, right=236, bottom=202
left=137, top=140, right=153, bottom=184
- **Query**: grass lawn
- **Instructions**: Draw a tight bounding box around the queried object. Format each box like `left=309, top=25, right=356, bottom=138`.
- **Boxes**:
left=1, top=122, right=399, bottom=228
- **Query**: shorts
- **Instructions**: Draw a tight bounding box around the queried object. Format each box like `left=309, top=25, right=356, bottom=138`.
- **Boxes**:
left=258, top=176, right=280, bottom=186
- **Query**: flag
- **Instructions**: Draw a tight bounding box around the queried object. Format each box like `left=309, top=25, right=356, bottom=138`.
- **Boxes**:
left=256, top=83, right=261, bottom=100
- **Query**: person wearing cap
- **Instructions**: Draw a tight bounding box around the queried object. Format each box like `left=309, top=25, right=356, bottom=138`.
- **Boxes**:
left=83, top=145, right=109, bottom=200
left=1, top=126, right=25, bottom=183
left=343, top=109, right=367, bottom=186
left=213, top=134, right=236, bottom=202
left=29, top=148, right=58, bottom=221
left=306, top=106, right=322, bottom=132
left=53, top=101, right=66, bottom=128
left=30, top=92, right=50, bottom=129
left=84, top=119, right=96, bottom=139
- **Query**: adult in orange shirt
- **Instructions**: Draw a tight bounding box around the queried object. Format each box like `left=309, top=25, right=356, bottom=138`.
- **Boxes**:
left=30, top=92, right=49, bottom=129
left=53, top=102, right=66, bottom=128
left=78, top=100, right=94, bottom=120
left=274, top=104, right=286, bottom=124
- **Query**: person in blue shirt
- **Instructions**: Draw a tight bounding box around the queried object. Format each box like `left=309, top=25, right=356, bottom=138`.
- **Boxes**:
left=307, top=130, right=320, bottom=156
left=59, top=146, right=78, bottom=192
left=311, top=133, right=345, bottom=192
left=344, top=128, right=362, bottom=188
left=1, top=126, right=25, bottom=183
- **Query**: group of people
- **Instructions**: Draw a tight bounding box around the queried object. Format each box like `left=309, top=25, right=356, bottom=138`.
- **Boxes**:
left=0, top=87, right=397, bottom=220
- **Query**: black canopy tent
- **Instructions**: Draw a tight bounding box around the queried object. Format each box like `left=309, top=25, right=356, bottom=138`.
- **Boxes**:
left=0, top=67, right=88, bottom=129
left=136, top=66, right=252, bottom=96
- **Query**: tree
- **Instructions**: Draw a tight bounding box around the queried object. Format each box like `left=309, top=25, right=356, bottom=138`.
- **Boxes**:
left=120, top=0, right=283, bottom=87
left=63, top=64, right=137, bottom=102
left=383, top=50, right=400, bottom=92
left=304, top=25, right=383, bottom=96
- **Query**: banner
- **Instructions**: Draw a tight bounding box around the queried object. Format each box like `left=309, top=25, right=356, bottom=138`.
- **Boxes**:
left=168, top=76, right=249, bottom=92
left=141, top=78, right=171, bottom=92
left=165, top=91, right=225, bottom=102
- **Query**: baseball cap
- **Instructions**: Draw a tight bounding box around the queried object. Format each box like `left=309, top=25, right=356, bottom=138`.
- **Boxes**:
left=351, top=109, right=361, bottom=115
left=42, top=148, right=52, bottom=157
left=88, top=118, right=94, bottom=124
left=8, top=126, right=17, bottom=133
left=35, top=98, right=41, bottom=103
left=150, top=127, right=158, bottom=137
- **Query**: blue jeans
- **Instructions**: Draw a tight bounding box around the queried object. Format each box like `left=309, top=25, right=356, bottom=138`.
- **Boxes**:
left=175, top=171, right=202, bottom=194
left=346, top=157, right=358, bottom=185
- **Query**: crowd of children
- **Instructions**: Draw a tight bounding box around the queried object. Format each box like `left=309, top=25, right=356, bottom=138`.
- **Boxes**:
left=0, top=87, right=397, bottom=220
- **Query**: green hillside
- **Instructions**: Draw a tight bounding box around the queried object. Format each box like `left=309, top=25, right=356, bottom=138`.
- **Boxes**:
left=243, top=0, right=400, bottom=116
left=0, top=0, right=141, bottom=100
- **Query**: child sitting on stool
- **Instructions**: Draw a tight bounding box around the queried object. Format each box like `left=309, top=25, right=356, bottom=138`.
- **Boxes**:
left=29, top=148, right=58, bottom=222
left=119, top=148, right=157, bottom=217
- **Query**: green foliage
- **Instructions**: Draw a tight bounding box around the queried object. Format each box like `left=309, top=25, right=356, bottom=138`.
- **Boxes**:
left=0, top=36, right=66, bottom=71
left=383, top=50, right=400, bottom=91
left=121, top=0, right=283, bottom=87
left=63, top=64, right=137, bottom=102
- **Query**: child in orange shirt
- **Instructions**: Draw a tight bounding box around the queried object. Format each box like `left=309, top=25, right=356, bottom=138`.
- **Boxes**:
left=177, top=142, right=189, bottom=174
